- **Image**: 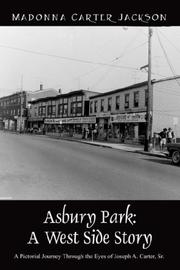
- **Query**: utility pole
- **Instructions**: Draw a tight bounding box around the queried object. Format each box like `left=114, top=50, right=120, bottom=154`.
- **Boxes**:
left=144, top=27, right=153, bottom=152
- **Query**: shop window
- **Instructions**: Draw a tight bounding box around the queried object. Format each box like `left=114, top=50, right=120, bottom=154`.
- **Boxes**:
left=100, top=99, right=104, bottom=112
left=108, top=97, right=112, bottom=111
left=124, top=94, right=129, bottom=109
left=116, top=96, right=120, bottom=110
left=134, top=91, right=139, bottom=107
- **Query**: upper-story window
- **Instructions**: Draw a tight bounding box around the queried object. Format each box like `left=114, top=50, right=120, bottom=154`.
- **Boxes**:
left=100, top=99, right=104, bottom=112
left=94, top=101, right=98, bottom=113
left=124, top=94, right=129, bottom=109
left=108, top=97, right=112, bottom=111
left=77, top=96, right=82, bottom=102
left=134, top=91, right=139, bottom=107
left=90, top=101, right=93, bottom=114
left=116, top=96, right=120, bottom=110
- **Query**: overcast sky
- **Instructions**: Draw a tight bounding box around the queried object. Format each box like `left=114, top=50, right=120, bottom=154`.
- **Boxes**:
left=0, top=26, right=180, bottom=97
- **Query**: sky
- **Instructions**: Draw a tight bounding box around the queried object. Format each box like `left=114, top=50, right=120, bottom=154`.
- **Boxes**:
left=0, top=26, right=180, bottom=97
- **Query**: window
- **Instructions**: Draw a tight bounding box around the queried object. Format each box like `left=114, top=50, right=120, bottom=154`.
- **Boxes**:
left=48, top=105, right=56, bottom=115
left=52, top=105, right=56, bottom=115
left=48, top=105, right=52, bottom=115
left=134, top=91, right=139, bottom=107
left=145, top=89, right=148, bottom=107
left=100, top=99, right=104, bottom=112
left=58, top=104, right=63, bottom=115
left=116, top=96, right=120, bottom=110
left=125, top=94, right=129, bottom=109
left=76, top=103, right=82, bottom=114
left=77, top=96, right=82, bottom=101
left=63, top=98, right=68, bottom=104
left=71, top=103, right=76, bottom=114
left=90, top=101, right=93, bottom=114
left=94, top=101, right=98, bottom=113
left=63, top=104, right=68, bottom=114
left=108, top=97, right=112, bottom=111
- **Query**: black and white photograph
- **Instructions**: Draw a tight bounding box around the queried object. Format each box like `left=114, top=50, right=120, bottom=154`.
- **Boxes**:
left=0, top=7, right=180, bottom=267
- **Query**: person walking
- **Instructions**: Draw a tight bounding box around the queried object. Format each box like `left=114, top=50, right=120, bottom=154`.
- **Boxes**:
left=159, top=128, right=167, bottom=151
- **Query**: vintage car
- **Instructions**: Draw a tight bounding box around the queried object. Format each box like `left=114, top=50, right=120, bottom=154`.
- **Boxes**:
left=167, top=143, right=180, bottom=165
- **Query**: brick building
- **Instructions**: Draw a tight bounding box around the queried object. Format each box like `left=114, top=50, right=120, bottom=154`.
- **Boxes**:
left=0, top=91, right=27, bottom=131
left=0, top=85, right=59, bottom=132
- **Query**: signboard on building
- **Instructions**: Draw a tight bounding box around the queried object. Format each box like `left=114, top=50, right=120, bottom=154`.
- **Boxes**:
left=110, top=112, right=146, bottom=123
left=44, top=117, right=96, bottom=124
left=97, top=112, right=111, bottom=118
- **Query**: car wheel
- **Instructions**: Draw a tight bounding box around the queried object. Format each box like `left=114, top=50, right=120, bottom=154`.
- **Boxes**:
left=172, top=151, right=180, bottom=165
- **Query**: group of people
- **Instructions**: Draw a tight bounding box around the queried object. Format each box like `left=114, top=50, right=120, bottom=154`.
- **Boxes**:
left=159, top=127, right=175, bottom=151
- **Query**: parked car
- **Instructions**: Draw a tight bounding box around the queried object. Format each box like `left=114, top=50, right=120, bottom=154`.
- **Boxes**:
left=167, top=143, right=180, bottom=165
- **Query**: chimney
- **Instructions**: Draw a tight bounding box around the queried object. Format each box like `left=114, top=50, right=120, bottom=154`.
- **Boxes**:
left=40, top=84, right=43, bottom=91
left=59, top=88, right=62, bottom=94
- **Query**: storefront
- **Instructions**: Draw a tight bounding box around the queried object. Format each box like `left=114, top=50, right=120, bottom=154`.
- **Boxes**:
left=95, top=112, right=111, bottom=141
left=110, top=112, right=146, bottom=144
left=44, top=116, right=96, bottom=138
left=28, top=117, right=44, bottom=130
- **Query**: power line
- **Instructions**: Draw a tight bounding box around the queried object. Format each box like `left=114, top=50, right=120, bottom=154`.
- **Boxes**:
left=158, top=29, right=180, bottom=56
left=156, top=29, right=180, bottom=89
left=0, top=43, right=139, bottom=71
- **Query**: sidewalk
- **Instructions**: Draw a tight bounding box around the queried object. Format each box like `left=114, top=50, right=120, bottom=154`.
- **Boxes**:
left=45, top=134, right=168, bottom=159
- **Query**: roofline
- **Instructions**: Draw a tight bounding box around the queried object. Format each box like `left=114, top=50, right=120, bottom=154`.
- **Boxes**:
left=0, top=91, right=26, bottom=100
left=29, top=89, right=99, bottom=104
left=89, top=81, right=148, bottom=99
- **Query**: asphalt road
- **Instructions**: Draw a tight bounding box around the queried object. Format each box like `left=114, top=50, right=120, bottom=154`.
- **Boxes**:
left=0, top=131, right=180, bottom=200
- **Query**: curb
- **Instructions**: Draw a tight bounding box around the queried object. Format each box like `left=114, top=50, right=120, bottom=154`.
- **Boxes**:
left=135, top=150, right=169, bottom=159
left=47, top=135, right=169, bottom=158
left=8, top=132, right=169, bottom=159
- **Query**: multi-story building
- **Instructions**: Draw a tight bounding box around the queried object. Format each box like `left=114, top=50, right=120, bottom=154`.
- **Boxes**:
left=28, top=89, right=99, bottom=136
left=0, top=85, right=59, bottom=131
left=89, top=76, right=180, bottom=144
left=0, top=91, right=27, bottom=131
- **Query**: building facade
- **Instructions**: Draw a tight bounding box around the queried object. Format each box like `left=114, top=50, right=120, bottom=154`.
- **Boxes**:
left=89, top=76, right=180, bottom=144
left=0, top=91, right=27, bottom=131
left=89, top=81, right=148, bottom=143
left=0, top=85, right=59, bottom=132
left=28, top=89, right=98, bottom=137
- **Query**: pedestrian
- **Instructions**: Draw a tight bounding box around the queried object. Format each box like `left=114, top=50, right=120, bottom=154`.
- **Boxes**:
left=167, top=128, right=174, bottom=143
left=159, top=128, right=167, bottom=151
left=85, top=128, right=89, bottom=140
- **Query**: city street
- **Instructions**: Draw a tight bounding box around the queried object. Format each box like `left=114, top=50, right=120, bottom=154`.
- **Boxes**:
left=0, top=131, right=180, bottom=200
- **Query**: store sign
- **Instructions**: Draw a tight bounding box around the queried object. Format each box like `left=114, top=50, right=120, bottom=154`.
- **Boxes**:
left=110, top=112, right=146, bottom=123
left=28, top=117, right=44, bottom=122
left=97, top=112, right=111, bottom=118
left=44, top=117, right=96, bottom=124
